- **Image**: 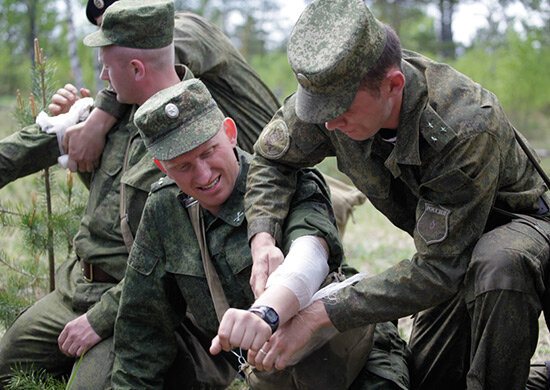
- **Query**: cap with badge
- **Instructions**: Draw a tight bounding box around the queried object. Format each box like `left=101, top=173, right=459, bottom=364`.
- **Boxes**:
left=134, top=79, right=225, bottom=161
left=86, top=0, right=118, bottom=25
left=287, top=0, right=387, bottom=124
left=83, top=0, right=174, bottom=49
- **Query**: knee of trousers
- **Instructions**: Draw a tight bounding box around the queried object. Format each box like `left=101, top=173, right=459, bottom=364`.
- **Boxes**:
left=465, top=229, right=547, bottom=301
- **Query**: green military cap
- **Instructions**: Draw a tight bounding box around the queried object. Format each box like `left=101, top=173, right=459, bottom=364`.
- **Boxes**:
left=83, top=0, right=174, bottom=49
left=134, top=79, right=225, bottom=161
left=288, top=0, right=387, bottom=123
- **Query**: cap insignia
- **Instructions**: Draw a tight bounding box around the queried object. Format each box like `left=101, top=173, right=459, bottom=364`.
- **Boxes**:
left=165, top=103, right=179, bottom=119
left=94, top=0, right=104, bottom=9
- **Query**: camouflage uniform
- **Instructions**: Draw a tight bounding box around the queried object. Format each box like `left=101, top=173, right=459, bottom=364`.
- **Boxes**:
left=245, top=37, right=550, bottom=390
left=112, top=149, right=343, bottom=388
left=94, top=10, right=280, bottom=155
left=0, top=2, right=279, bottom=387
left=112, top=77, right=409, bottom=389
left=0, top=104, right=160, bottom=388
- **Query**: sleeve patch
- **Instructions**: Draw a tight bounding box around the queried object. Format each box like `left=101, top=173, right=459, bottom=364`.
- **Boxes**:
left=417, top=203, right=450, bottom=245
left=258, top=119, right=290, bottom=159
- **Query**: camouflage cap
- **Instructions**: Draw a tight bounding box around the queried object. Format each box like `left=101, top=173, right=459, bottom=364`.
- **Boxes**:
left=134, top=79, right=225, bottom=161
left=288, top=0, right=387, bottom=123
left=86, top=0, right=118, bottom=25
left=83, top=0, right=174, bottom=49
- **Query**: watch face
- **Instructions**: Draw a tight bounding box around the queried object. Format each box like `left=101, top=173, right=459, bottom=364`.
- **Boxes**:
left=265, top=308, right=278, bottom=323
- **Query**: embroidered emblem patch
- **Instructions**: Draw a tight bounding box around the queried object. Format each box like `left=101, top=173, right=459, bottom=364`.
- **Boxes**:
left=417, top=203, right=450, bottom=245
left=258, top=119, right=290, bottom=159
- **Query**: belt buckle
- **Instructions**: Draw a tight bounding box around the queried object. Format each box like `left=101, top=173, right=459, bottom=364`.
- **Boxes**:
left=82, top=263, right=94, bottom=282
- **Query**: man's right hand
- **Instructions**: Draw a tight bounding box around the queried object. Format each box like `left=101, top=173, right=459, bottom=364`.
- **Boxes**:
left=62, top=108, right=117, bottom=172
left=249, top=232, right=284, bottom=298
left=48, top=84, right=91, bottom=116
left=58, top=313, right=102, bottom=357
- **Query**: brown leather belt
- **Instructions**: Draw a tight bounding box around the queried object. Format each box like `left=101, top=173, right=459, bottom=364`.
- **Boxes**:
left=80, top=259, right=118, bottom=283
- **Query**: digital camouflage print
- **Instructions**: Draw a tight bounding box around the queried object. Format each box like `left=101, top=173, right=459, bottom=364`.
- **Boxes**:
left=93, top=11, right=280, bottom=154
left=288, top=0, right=386, bottom=123
left=245, top=48, right=550, bottom=389
left=112, top=149, right=346, bottom=388
left=83, top=0, right=175, bottom=49
left=134, top=79, right=225, bottom=160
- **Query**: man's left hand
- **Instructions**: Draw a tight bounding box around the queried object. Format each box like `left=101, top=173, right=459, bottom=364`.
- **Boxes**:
left=249, top=232, right=284, bottom=297
left=58, top=314, right=102, bottom=357
left=248, top=300, right=329, bottom=371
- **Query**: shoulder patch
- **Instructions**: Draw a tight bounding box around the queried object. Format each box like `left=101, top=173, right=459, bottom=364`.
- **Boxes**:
left=150, top=176, right=177, bottom=193
left=258, top=119, right=290, bottom=159
left=417, top=203, right=450, bottom=245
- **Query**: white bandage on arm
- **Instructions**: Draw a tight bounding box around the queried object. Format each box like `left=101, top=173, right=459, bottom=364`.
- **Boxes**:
left=265, top=235, right=329, bottom=310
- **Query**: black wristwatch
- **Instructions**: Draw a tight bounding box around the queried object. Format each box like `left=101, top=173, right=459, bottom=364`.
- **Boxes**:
left=248, top=305, right=279, bottom=333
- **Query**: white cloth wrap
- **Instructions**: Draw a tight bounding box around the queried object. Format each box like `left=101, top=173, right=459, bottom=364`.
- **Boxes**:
left=35, top=97, right=94, bottom=168
left=266, top=235, right=329, bottom=310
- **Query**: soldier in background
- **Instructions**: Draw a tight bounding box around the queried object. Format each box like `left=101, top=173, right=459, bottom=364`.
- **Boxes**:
left=244, top=0, right=550, bottom=389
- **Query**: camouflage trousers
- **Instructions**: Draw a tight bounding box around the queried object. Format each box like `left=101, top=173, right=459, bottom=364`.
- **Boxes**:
left=0, top=258, right=116, bottom=389
left=409, top=215, right=550, bottom=390
left=168, top=318, right=408, bottom=390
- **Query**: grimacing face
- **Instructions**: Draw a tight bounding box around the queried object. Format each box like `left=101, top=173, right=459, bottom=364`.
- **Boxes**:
left=160, top=121, right=240, bottom=216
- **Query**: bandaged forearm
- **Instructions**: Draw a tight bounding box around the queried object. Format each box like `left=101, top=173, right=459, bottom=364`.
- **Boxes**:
left=266, top=235, right=329, bottom=310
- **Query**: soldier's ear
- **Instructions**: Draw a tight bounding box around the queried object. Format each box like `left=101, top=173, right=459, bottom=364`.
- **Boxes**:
left=223, top=118, right=237, bottom=147
left=386, top=70, right=405, bottom=96
left=130, top=59, right=146, bottom=81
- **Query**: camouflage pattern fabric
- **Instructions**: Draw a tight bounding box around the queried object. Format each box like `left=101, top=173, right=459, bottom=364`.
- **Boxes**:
left=0, top=66, right=196, bottom=389
left=134, top=79, right=225, bottom=160
left=288, top=0, right=386, bottom=123
left=83, top=0, right=175, bottom=49
left=112, top=149, right=345, bottom=388
left=245, top=49, right=550, bottom=389
left=0, top=106, right=163, bottom=387
left=94, top=11, right=280, bottom=154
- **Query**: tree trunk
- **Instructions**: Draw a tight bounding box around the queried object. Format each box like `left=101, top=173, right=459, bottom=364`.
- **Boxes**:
left=64, top=0, right=84, bottom=89
left=27, top=0, right=37, bottom=66
left=439, top=0, right=456, bottom=59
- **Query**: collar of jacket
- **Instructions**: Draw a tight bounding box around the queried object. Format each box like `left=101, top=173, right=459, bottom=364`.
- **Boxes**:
left=380, top=60, right=427, bottom=178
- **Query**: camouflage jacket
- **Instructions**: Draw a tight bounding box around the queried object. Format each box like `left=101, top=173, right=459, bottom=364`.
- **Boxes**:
left=0, top=106, right=161, bottom=338
left=95, top=11, right=280, bottom=154
left=245, top=50, right=549, bottom=330
left=112, top=148, right=343, bottom=389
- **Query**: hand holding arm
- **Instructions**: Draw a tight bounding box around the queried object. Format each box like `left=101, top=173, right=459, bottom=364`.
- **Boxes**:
left=249, top=232, right=284, bottom=297
left=58, top=313, right=102, bottom=357
left=62, top=108, right=117, bottom=172
left=250, top=299, right=332, bottom=371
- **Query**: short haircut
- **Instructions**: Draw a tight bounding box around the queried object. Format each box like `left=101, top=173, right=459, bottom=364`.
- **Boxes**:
left=359, top=24, right=402, bottom=94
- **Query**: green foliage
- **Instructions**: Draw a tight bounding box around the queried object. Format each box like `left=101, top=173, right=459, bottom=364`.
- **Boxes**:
left=5, top=365, right=65, bottom=390
left=249, top=49, right=296, bottom=101
left=0, top=288, right=30, bottom=331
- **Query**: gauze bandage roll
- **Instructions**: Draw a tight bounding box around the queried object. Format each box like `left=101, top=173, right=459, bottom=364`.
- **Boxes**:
left=266, top=235, right=329, bottom=310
